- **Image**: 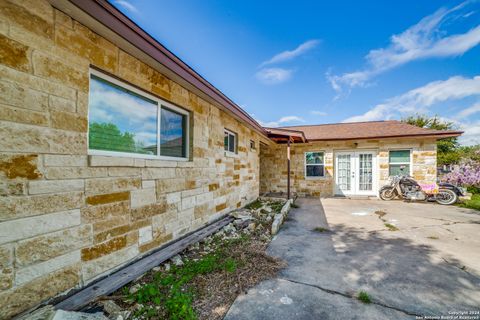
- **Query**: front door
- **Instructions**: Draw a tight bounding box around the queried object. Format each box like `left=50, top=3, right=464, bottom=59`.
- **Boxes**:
left=335, top=151, right=377, bottom=196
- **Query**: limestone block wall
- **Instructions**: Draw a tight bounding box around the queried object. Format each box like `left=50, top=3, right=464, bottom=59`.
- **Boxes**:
left=0, top=1, right=265, bottom=317
left=260, top=138, right=437, bottom=197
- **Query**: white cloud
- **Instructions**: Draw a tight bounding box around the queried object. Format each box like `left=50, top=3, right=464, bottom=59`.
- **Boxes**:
left=278, top=116, right=305, bottom=123
left=344, top=104, right=390, bottom=123
left=260, top=40, right=320, bottom=67
left=255, top=68, right=292, bottom=85
left=328, top=1, right=480, bottom=94
left=344, top=75, right=480, bottom=123
left=310, top=110, right=328, bottom=116
left=457, top=102, right=480, bottom=119
left=255, top=115, right=305, bottom=128
left=115, top=0, right=139, bottom=14
left=458, top=121, right=480, bottom=145
left=343, top=75, right=480, bottom=145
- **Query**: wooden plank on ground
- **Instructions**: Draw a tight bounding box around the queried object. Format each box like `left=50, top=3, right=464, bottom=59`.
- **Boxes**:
left=54, top=216, right=233, bottom=311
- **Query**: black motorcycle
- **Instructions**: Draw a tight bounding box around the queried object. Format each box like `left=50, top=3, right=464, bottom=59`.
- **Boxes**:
left=379, top=174, right=464, bottom=205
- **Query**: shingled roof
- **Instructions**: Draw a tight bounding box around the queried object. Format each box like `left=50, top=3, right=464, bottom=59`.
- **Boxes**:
left=270, top=120, right=463, bottom=142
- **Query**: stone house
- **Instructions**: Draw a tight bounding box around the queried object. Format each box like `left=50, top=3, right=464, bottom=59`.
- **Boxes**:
left=0, top=0, right=462, bottom=318
left=261, top=121, right=461, bottom=197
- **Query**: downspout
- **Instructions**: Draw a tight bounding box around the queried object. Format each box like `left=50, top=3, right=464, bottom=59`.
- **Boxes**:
left=287, top=137, right=291, bottom=200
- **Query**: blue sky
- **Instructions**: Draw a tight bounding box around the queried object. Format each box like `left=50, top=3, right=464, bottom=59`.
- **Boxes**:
left=112, top=0, right=480, bottom=145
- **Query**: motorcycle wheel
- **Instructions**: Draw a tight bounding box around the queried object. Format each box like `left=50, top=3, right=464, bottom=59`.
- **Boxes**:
left=435, top=189, right=458, bottom=205
left=379, top=187, right=396, bottom=201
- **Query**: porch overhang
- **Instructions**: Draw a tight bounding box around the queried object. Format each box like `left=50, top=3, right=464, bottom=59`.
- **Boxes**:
left=264, top=127, right=307, bottom=144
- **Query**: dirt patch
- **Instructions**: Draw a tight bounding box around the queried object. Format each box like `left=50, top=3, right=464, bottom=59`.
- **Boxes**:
left=191, top=239, right=284, bottom=320
left=90, top=199, right=287, bottom=320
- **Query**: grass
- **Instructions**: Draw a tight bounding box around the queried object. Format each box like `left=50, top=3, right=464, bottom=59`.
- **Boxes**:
left=245, top=199, right=263, bottom=210
left=313, top=227, right=330, bottom=233
left=357, top=291, right=372, bottom=304
left=384, top=223, right=399, bottom=231
left=457, top=193, right=480, bottom=211
left=119, top=232, right=284, bottom=320
left=270, top=201, right=285, bottom=213
left=427, top=236, right=439, bottom=240
left=124, top=236, right=247, bottom=319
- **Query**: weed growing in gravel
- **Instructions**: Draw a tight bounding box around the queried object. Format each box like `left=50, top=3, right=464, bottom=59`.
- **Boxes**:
left=270, top=201, right=284, bottom=213
left=125, top=237, right=248, bottom=319
left=313, top=227, right=330, bottom=233
left=427, top=236, right=439, bottom=240
left=384, top=223, right=399, bottom=231
left=357, top=291, right=372, bottom=304
left=245, top=200, right=262, bottom=210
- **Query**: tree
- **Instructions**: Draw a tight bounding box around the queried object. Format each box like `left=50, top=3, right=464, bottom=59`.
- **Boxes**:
left=401, top=114, right=459, bottom=165
left=89, top=122, right=137, bottom=153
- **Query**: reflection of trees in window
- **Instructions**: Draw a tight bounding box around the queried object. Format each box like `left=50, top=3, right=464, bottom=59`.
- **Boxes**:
left=89, top=122, right=155, bottom=155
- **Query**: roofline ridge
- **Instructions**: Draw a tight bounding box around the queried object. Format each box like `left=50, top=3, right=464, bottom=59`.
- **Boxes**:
left=276, top=120, right=396, bottom=129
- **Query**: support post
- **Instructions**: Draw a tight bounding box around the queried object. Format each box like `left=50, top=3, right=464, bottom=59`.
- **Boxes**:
left=287, top=138, right=291, bottom=200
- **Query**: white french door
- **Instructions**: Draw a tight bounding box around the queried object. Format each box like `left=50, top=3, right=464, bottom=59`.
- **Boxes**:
left=335, top=151, right=377, bottom=196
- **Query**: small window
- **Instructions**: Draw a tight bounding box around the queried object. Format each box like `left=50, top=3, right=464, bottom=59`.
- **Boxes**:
left=250, top=140, right=256, bottom=151
left=88, top=70, right=189, bottom=160
left=224, top=129, right=237, bottom=153
left=305, top=152, right=325, bottom=177
left=389, top=150, right=411, bottom=176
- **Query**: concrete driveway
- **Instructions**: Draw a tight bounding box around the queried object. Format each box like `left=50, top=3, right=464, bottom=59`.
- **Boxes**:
left=225, top=198, right=480, bottom=320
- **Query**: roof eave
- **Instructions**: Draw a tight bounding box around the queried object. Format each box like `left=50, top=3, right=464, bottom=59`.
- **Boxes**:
left=306, top=132, right=464, bottom=142
left=264, top=127, right=308, bottom=143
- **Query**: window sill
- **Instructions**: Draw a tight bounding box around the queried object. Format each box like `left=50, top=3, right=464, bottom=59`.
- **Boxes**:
left=224, top=151, right=239, bottom=158
left=304, top=176, right=328, bottom=180
left=88, top=151, right=189, bottom=167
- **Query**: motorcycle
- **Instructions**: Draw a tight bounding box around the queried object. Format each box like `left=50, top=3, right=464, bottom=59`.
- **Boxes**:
left=379, top=174, right=465, bottom=205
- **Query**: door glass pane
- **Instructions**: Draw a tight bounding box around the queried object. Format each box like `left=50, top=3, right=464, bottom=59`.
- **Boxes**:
left=160, top=107, right=186, bottom=158
left=88, top=75, right=158, bottom=155
left=389, top=150, right=410, bottom=163
left=337, top=154, right=351, bottom=191
left=359, top=153, right=373, bottom=191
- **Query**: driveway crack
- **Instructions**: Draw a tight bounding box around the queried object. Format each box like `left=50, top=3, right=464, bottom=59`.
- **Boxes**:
left=279, top=277, right=421, bottom=317
left=441, top=257, right=478, bottom=278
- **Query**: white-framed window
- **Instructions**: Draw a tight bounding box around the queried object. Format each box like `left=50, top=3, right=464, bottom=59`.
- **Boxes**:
left=88, top=69, right=189, bottom=160
left=305, top=151, right=325, bottom=177
left=250, top=139, right=256, bottom=151
left=224, top=129, right=237, bottom=154
left=388, top=150, right=411, bottom=176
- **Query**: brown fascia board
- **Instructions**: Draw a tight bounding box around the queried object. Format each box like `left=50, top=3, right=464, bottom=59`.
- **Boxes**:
left=52, top=0, right=267, bottom=136
left=306, top=131, right=464, bottom=142
left=264, top=127, right=308, bottom=142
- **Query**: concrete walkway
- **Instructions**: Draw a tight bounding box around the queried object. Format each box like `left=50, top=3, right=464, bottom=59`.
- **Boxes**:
left=225, top=198, right=480, bottom=320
